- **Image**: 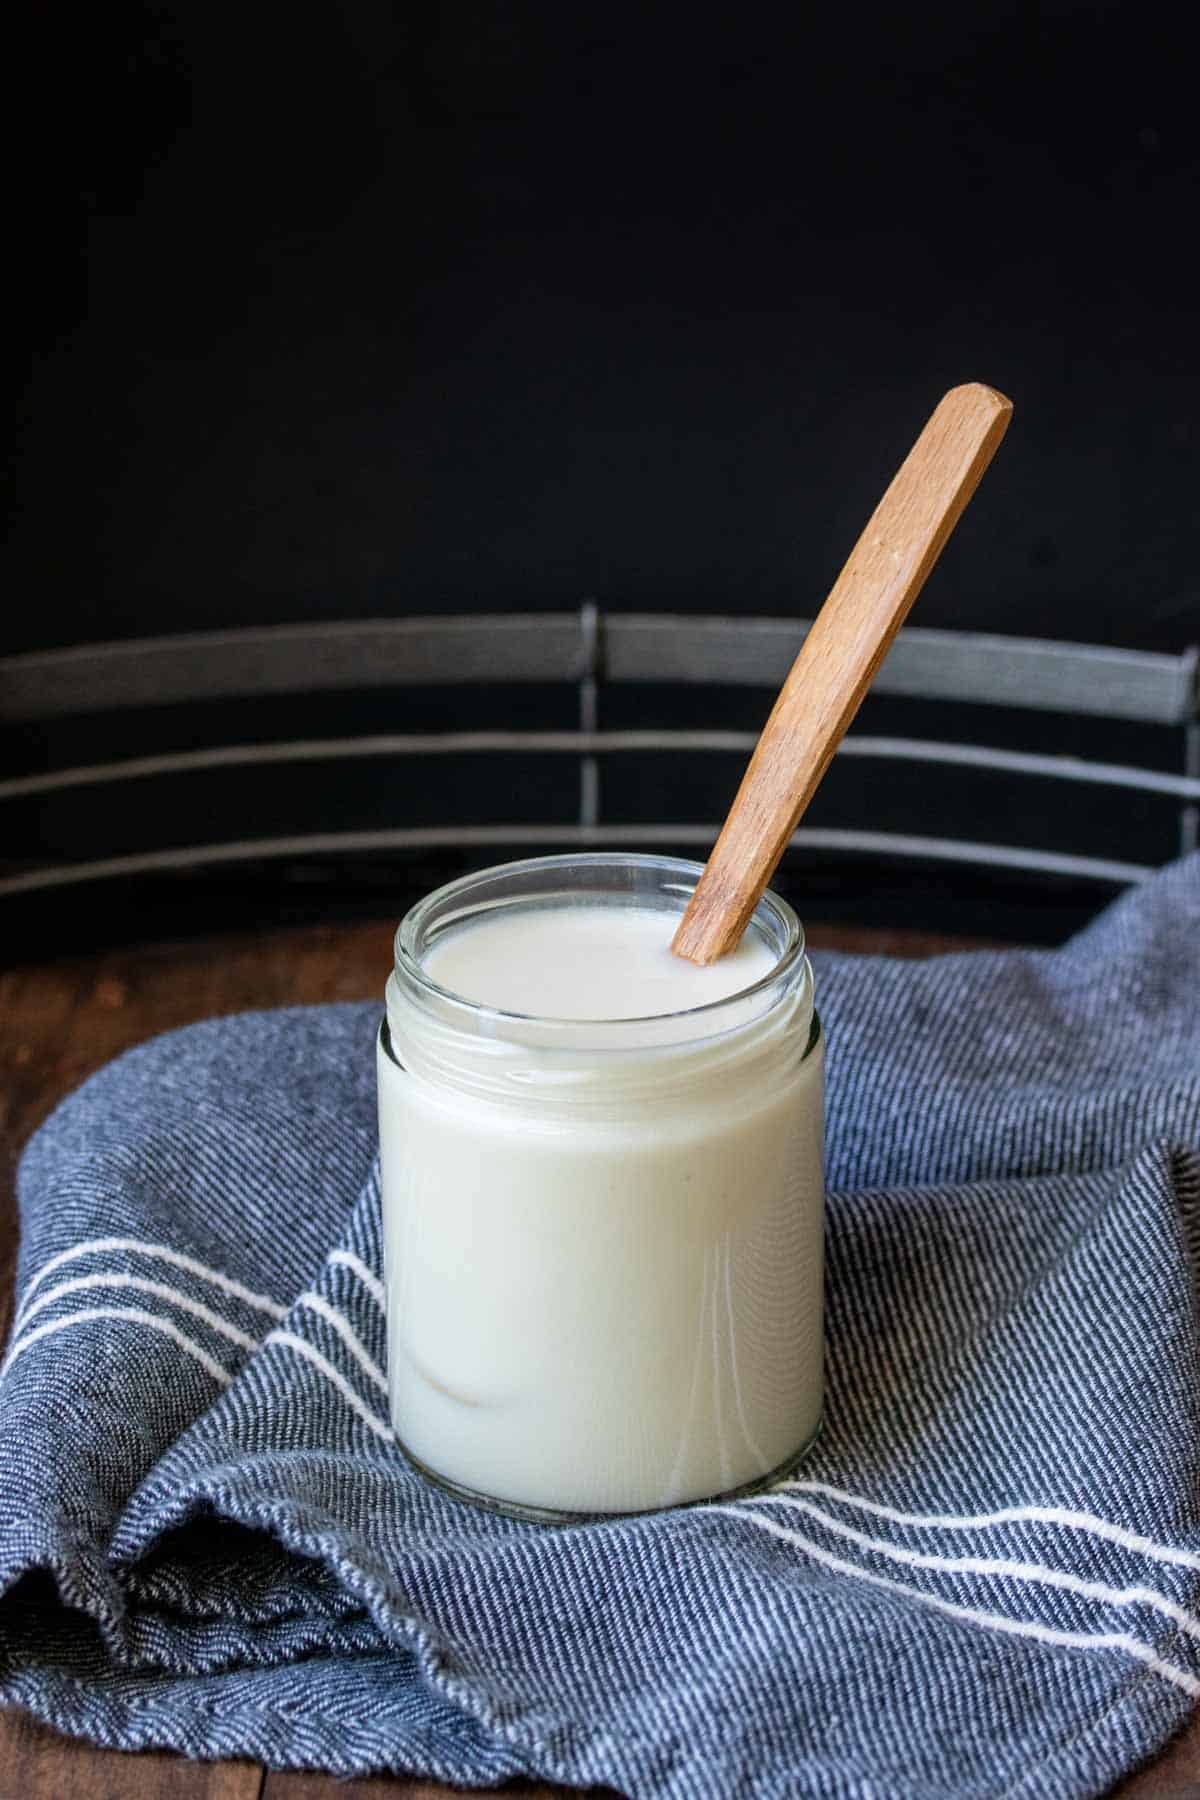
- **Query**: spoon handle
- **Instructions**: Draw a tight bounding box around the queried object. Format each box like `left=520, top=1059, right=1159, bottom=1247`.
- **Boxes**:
left=672, top=381, right=1013, bottom=965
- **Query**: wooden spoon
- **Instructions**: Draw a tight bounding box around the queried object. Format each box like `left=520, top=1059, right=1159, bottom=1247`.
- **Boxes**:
left=671, top=381, right=1013, bottom=964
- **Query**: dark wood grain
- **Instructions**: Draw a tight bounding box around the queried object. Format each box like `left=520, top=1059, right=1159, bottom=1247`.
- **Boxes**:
left=0, top=918, right=1193, bottom=1798
left=0, top=1705, right=262, bottom=1798
left=1116, top=1720, right=1200, bottom=1797
left=262, top=1775, right=596, bottom=1799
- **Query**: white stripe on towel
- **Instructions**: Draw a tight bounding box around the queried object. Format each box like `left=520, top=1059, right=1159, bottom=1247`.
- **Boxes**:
left=712, top=1507, right=1200, bottom=1698
left=267, top=1330, right=393, bottom=1441
left=14, top=1237, right=287, bottom=1332
left=328, top=1250, right=386, bottom=1311
left=4, top=1306, right=234, bottom=1385
left=4, top=1273, right=260, bottom=1375
left=295, top=1292, right=388, bottom=1394
left=746, top=1491, right=1200, bottom=1641
left=6, top=1260, right=391, bottom=1445
left=780, top=1479, right=1200, bottom=1575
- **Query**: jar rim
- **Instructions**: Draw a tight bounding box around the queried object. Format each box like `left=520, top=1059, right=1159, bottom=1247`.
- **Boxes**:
left=393, top=852, right=805, bottom=1036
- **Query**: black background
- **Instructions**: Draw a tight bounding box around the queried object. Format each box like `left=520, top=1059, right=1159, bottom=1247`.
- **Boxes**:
left=5, top=2, right=1199, bottom=946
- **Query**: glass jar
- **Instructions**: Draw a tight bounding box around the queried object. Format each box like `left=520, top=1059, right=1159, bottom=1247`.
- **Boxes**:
left=377, top=852, right=824, bottom=1521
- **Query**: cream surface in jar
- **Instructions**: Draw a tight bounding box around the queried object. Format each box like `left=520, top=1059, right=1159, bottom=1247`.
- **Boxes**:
left=377, top=854, right=824, bottom=1518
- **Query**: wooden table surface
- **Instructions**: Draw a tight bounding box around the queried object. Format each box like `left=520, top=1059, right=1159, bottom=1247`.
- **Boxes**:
left=1, top=918, right=1196, bottom=1799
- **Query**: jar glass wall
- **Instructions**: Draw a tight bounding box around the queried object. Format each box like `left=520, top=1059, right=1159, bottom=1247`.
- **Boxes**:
left=377, top=852, right=824, bottom=1521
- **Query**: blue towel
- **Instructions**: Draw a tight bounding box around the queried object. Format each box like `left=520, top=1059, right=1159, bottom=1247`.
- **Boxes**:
left=2, top=858, right=1199, bottom=1798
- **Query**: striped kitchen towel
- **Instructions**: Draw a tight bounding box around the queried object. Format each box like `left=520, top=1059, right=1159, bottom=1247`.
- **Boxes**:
left=2, top=856, right=1200, bottom=1799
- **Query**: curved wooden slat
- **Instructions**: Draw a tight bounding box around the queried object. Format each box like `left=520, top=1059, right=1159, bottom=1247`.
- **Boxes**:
left=4, top=732, right=1198, bottom=803
left=0, top=616, right=588, bottom=721
left=604, top=616, right=1199, bottom=723
left=0, top=825, right=1152, bottom=899
left=2, top=612, right=1195, bottom=724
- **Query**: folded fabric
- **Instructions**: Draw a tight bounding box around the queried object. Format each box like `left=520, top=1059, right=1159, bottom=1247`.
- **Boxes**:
left=2, top=857, right=1199, bottom=1799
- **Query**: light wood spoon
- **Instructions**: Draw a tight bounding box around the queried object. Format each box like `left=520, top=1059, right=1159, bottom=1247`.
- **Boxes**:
left=672, top=381, right=1013, bottom=964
